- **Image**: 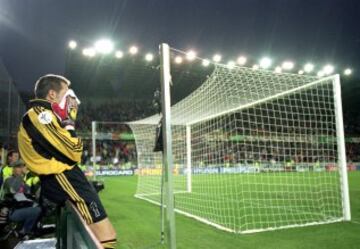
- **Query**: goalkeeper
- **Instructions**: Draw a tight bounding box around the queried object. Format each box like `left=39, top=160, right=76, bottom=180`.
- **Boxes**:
left=17, top=74, right=117, bottom=248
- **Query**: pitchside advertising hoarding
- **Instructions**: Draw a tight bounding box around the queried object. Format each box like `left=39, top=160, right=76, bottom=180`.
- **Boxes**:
left=85, top=162, right=360, bottom=176
left=96, top=169, right=134, bottom=176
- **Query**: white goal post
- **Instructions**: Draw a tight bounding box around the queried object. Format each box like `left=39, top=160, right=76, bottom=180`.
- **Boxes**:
left=128, top=45, right=350, bottom=234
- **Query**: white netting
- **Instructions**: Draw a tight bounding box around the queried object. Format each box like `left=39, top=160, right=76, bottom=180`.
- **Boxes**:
left=128, top=52, right=347, bottom=233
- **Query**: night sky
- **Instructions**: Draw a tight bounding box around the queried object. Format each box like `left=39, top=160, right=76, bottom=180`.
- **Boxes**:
left=0, top=0, right=359, bottom=92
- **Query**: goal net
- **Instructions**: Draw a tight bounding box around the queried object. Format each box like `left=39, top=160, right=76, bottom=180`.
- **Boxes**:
left=128, top=48, right=350, bottom=233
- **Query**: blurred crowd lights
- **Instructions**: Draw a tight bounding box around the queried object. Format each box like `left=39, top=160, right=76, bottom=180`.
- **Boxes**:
left=68, top=39, right=355, bottom=77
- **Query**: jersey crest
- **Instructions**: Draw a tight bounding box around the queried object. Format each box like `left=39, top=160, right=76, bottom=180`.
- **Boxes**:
left=38, top=111, right=53, bottom=125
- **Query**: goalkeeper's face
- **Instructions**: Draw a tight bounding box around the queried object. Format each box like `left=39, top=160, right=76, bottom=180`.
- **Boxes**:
left=49, top=82, right=80, bottom=121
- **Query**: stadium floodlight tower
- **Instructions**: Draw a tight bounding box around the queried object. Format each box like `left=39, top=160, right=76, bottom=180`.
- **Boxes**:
left=128, top=44, right=350, bottom=235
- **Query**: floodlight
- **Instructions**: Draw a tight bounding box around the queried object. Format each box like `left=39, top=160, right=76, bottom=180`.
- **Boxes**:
left=304, top=63, right=314, bottom=73
left=344, top=68, right=352, bottom=76
left=323, top=64, right=334, bottom=75
left=68, top=40, right=77, bottom=50
left=175, top=56, right=183, bottom=64
left=186, top=50, right=197, bottom=61
left=212, top=54, right=222, bottom=63
left=274, top=66, right=282, bottom=73
left=94, top=39, right=114, bottom=54
left=237, top=56, right=247, bottom=65
left=260, top=57, right=272, bottom=69
left=129, top=46, right=138, bottom=55
left=145, top=53, right=154, bottom=61
left=115, top=50, right=124, bottom=58
left=202, top=59, right=210, bottom=67
left=82, top=47, right=96, bottom=57
left=227, top=61, right=235, bottom=69
left=317, top=71, right=325, bottom=77
left=282, top=61, right=294, bottom=70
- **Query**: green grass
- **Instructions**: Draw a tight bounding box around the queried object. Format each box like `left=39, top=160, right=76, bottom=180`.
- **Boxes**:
left=99, top=171, right=360, bottom=249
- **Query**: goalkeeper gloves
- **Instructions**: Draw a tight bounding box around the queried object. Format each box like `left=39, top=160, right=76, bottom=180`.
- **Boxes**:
left=51, top=89, right=81, bottom=130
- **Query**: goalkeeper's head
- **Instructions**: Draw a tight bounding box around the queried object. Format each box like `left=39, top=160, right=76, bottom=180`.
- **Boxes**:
left=34, top=74, right=71, bottom=103
left=34, top=74, right=80, bottom=121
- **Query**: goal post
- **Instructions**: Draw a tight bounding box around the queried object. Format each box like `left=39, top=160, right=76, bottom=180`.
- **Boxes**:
left=128, top=45, right=350, bottom=234
left=333, top=75, right=351, bottom=221
left=91, top=121, right=97, bottom=180
left=159, top=43, right=176, bottom=249
left=186, top=125, right=192, bottom=193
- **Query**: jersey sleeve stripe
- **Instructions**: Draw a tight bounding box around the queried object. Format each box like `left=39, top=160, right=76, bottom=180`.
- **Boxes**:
left=22, top=113, right=77, bottom=166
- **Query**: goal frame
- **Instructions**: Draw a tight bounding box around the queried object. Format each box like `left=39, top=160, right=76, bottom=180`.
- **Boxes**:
left=181, top=74, right=350, bottom=223
left=130, top=44, right=350, bottom=234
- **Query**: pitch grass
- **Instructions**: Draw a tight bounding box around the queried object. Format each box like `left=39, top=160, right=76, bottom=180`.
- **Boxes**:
left=135, top=172, right=343, bottom=233
left=99, top=171, right=360, bottom=249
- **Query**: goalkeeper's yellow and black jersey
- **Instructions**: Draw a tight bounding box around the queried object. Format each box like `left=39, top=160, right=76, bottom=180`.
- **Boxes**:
left=18, top=99, right=83, bottom=175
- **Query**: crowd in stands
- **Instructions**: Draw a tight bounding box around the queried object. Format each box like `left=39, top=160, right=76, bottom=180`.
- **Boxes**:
left=343, top=111, right=360, bottom=162
left=347, top=143, right=360, bottom=162
left=74, top=101, right=360, bottom=165
left=82, top=140, right=137, bottom=169
left=76, top=100, right=154, bottom=132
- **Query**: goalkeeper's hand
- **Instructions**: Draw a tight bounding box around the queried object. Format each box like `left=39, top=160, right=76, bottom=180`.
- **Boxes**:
left=63, top=96, right=79, bottom=130
left=52, top=95, right=79, bottom=130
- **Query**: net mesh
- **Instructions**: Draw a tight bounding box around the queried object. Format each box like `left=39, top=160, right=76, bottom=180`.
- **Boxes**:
left=128, top=49, right=346, bottom=233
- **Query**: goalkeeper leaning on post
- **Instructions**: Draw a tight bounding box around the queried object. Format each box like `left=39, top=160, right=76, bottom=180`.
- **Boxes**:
left=17, top=74, right=117, bottom=248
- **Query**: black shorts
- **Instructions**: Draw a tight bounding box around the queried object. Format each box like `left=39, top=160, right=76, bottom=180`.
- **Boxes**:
left=40, top=165, right=107, bottom=224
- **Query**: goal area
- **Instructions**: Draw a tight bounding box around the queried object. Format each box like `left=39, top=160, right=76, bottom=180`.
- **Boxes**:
left=128, top=48, right=350, bottom=233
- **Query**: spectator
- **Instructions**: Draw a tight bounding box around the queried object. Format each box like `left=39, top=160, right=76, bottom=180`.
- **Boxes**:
left=2, top=159, right=41, bottom=238
left=0, top=150, right=19, bottom=187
